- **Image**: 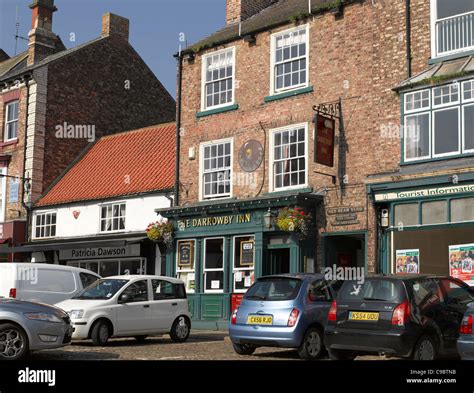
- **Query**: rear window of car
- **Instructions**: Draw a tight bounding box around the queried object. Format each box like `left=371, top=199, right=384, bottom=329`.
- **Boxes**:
left=245, top=278, right=302, bottom=301
left=338, top=279, right=402, bottom=302
left=19, top=269, right=77, bottom=294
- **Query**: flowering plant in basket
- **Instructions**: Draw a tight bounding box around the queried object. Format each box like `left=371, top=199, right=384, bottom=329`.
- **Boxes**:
left=276, top=207, right=312, bottom=238
left=146, top=221, right=174, bottom=248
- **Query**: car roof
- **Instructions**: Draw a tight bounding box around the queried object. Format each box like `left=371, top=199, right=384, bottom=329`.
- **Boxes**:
left=361, top=274, right=448, bottom=282
left=104, top=275, right=184, bottom=284
left=0, top=262, right=101, bottom=276
left=258, top=273, right=325, bottom=281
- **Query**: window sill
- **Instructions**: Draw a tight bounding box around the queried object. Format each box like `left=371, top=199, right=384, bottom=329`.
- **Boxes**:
left=264, top=86, right=314, bottom=103
left=196, top=104, right=239, bottom=118
left=264, top=187, right=313, bottom=197
left=0, top=138, right=18, bottom=148
left=429, top=49, right=474, bottom=65
left=401, top=153, right=474, bottom=166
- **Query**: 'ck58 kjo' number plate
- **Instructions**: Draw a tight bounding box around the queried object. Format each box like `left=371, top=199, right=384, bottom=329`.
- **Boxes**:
left=247, top=315, right=273, bottom=325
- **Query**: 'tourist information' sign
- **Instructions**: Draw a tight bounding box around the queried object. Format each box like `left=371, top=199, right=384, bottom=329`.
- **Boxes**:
left=375, top=184, right=474, bottom=202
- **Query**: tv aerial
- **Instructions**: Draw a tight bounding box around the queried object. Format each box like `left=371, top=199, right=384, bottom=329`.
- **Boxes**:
left=14, top=5, right=29, bottom=55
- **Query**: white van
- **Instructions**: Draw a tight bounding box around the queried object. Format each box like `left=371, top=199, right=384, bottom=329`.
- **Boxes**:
left=0, top=263, right=101, bottom=305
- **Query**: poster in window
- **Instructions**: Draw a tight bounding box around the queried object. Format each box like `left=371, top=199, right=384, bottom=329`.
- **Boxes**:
left=449, top=244, right=474, bottom=286
left=395, top=249, right=420, bottom=274
left=178, top=241, right=194, bottom=267
left=240, top=240, right=254, bottom=266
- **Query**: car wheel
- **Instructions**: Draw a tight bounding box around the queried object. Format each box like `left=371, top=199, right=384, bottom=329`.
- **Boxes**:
left=134, top=335, right=148, bottom=343
left=91, top=321, right=110, bottom=346
left=0, top=323, right=29, bottom=361
left=413, top=335, right=437, bottom=360
left=328, top=348, right=356, bottom=361
left=170, top=316, right=190, bottom=343
left=298, top=327, right=324, bottom=360
left=232, top=343, right=256, bottom=356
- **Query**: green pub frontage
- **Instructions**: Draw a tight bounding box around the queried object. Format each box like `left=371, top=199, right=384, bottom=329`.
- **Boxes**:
left=156, top=194, right=320, bottom=329
left=370, top=174, right=474, bottom=285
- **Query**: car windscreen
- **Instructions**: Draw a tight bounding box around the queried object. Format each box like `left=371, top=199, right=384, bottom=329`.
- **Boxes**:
left=245, top=277, right=302, bottom=301
left=72, top=279, right=129, bottom=300
left=338, top=279, right=403, bottom=302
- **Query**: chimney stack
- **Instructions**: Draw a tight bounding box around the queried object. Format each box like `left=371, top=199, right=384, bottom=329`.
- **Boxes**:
left=226, top=0, right=275, bottom=25
left=101, top=13, right=130, bottom=41
left=27, top=0, right=59, bottom=66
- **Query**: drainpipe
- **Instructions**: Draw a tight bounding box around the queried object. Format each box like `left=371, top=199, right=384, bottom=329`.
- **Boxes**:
left=174, top=52, right=184, bottom=207
left=21, top=74, right=32, bottom=243
left=406, top=0, right=412, bottom=78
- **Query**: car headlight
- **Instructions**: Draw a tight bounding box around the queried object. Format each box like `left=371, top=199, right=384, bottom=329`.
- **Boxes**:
left=24, top=312, right=62, bottom=323
left=69, top=310, right=85, bottom=320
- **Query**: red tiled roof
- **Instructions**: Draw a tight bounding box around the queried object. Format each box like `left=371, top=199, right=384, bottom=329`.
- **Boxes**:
left=36, top=123, right=176, bottom=207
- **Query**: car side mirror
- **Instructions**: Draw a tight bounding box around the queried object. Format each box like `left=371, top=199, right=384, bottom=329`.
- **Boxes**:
left=119, top=293, right=130, bottom=304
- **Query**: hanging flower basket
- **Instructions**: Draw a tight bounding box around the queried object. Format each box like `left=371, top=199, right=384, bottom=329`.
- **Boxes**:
left=276, top=207, right=312, bottom=238
left=146, top=221, right=174, bottom=248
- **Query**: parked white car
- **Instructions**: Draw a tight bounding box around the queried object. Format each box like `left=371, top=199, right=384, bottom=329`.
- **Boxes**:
left=0, top=263, right=101, bottom=305
left=55, top=275, right=192, bottom=346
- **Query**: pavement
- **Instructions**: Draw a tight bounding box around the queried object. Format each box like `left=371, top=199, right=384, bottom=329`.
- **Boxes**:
left=29, top=330, right=388, bottom=361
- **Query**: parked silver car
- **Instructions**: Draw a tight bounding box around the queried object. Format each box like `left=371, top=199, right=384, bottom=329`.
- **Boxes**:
left=0, top=297, right=73, bottom=360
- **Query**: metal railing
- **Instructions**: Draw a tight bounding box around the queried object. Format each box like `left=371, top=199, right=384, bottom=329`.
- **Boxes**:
left=436, top=11, right=474, bottom=57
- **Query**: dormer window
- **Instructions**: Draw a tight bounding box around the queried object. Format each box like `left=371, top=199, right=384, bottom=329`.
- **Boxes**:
left=432, top=0, right=474, bottom=58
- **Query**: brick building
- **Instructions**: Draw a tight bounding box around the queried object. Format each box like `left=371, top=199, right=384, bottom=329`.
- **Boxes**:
left=0, top=0, right=175, bottom=258
left=156, top=0, right=474, bottom=328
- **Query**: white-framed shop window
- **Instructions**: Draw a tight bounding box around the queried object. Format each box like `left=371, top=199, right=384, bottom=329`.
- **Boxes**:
left=233, top=235, right=255, bottom=293
left=67, top=258, right=146, bottom=277
left=176, top=239, right=196, bottom=293
left=203, top=237, right=224, bottom=293
left=270, top=24, right=309, bottom=95
left=201, top=47, right=235, bottom=111
left=100, top=202, right=126, bottom=233
left=269, top=123, right=308, bottom=191
left=200, top=138, right=233, bottom=200
left=34, top=211, right=57, bottom=239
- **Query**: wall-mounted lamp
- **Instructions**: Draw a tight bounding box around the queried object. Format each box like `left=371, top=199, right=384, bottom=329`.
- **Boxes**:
left=263, top=208, right=274, bottom=229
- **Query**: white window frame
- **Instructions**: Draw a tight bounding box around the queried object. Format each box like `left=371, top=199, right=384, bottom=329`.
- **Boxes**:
left=432, top=106, right=461, bottom=158
left=430, top=0, right=474, bottom=58
left=201, top=47, right=236, bottom=111
left=33, top=211, right=57, bottom=239
left=270, top=24, right=309, bottom=96
left=4, top=100, right=19, bottom=142
left=0, top=167, right=6, bottom=223
left=462, top=103, right=474, bottom=153
left=462, top=80, right=474, bottom=103
left=432, top=82, right=460, bottom=109
left=176, top=239, right=196, bottom=294
left=233, top=235, right=255, bottom=294
left=199, top=137, right=233, bottom=201
left=99, top=202, right=126, bottom=233
left=404, top=112, right=432, bottom=163
left=269, top=123, right=309, bottom=192
left=404, top=89, right=431, bottom=114
left=203, top=237, right=225, bottom=294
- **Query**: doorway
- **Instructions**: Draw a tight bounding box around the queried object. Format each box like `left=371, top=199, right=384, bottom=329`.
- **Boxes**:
left=265, top=248, right=290, bottom=275
left=323, top=233, right=366, bottom=269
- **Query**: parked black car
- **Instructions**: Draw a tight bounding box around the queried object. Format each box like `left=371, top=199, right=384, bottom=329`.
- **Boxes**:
left=324, top=274, right=474, bottom=360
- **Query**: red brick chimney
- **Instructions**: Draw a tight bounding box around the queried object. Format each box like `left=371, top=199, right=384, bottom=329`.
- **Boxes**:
left=101, top=13, right=130, bottom=41
left=27, top=0, right=59, bottom=66
left=226, top=0, right=276, bottom=25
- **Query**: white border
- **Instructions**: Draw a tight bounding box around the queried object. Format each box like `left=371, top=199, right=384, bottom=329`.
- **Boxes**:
left=200, top=47, right=236, bottom=112
left=32, top=210, right=58, bottom=240
left=462, top=103, right=474, bottom=153
left=432, top=106, right=460, bottom=158
left=269, top=122, right=309, bottom=192
left=269, top=24, right=309, bottom=96
left=4, top=100, right=19, bottom=142
left=176, top=239, right=196, bottom=293
left=203, top=237, right=225, bottom=294
left=404, top=89, right=431, bottom=114
left=98, top=201, right=127, bottom=234
left=432, top=82, right=460, bottom=109
left=232, top=235, right=255, bottom=293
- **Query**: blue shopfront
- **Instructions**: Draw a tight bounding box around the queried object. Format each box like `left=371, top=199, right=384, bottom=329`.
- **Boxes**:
left=156, top=193, right=320, bottom=329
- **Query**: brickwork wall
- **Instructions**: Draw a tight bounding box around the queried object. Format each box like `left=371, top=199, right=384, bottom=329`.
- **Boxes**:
left=179, top=0, right=432, bottom=272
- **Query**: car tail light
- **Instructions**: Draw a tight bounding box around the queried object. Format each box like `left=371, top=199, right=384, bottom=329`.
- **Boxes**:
left=9, top=288, right=16, bottom=298
left=287, top=308, right=299, bottom=327
left=460, top=315, right=473, bottom=335
left=328, top=300, right=337, bottom=323
left=231, top=308, right=238, bottom=325
left=391, top=301, right=410, bottom=327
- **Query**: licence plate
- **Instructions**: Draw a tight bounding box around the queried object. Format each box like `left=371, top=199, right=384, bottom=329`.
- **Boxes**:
left=349, top=311, right=379, bottom=321
left=247, top=315, right=273, bottom=325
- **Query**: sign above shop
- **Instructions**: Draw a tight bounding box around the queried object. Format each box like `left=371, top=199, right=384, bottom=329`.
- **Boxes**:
left=177, top=213, right=252, bottom=231
left=374, top=183, right=474, bottom=202
left=238, top=140, right=264, bottom=172
left=314, top=114, right=335, bottom=167
left=327, top=206, right=365, bottom=227
left=59, top=244, right=140, bottom=260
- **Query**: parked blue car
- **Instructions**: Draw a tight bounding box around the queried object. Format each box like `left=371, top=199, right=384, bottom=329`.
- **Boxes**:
left=229, top=273, right=342, bottom=360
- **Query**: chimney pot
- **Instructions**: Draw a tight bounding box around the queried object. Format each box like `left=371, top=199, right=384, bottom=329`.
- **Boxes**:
left=28, top=0, right=59, bottom=66
left=226, top=0, right=275, bottom=25
left=101, top=13, right=130, bottom=41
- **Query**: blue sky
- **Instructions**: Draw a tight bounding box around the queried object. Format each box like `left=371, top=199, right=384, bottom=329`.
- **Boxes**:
left=0, top=0, right=226, bottom=97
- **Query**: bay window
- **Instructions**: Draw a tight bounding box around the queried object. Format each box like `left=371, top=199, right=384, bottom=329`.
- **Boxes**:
left=432, top=0, right=474, bottom=57
left=403, top=80, right=474, bottom=162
